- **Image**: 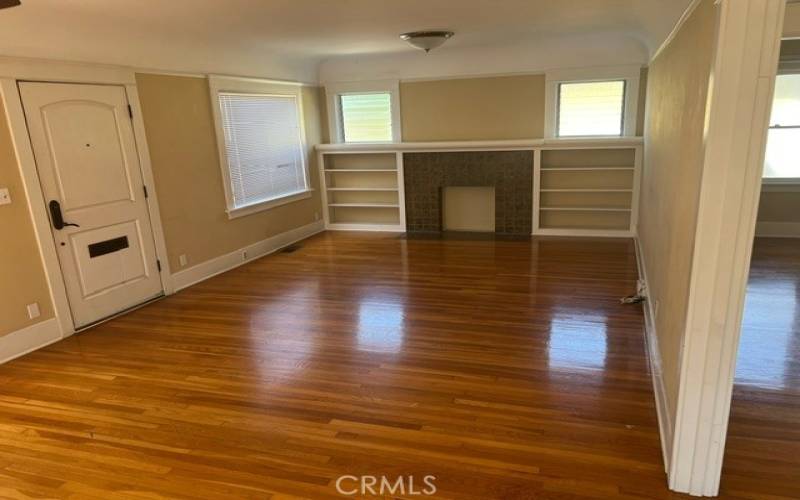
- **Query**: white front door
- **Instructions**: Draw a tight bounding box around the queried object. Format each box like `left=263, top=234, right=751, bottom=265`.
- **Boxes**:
left=20, top=82, right=163, bottom=328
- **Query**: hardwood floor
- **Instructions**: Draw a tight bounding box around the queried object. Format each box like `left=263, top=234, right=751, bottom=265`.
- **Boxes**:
left=1, top=232, right=677, bottom=499
left=722, top=237, right=800, bottom=499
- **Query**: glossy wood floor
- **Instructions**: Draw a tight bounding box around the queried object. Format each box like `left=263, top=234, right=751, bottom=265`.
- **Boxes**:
left=722, top=237, right=800, bottom=499
left=1, top=233, right=678, bottom=499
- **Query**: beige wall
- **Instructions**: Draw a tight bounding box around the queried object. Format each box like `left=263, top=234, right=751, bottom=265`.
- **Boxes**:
left=758, top=190, right=800, bottom=223
left=399, top=75, right=546, bottom=141
left=636, top=67, right=648, bottom=137
left=0, top=99, right=55, bottom=336
left=135, top=73, right=324, bottom=271
left=637, top=0, right=717, bottom=422
left=393, top=70, right=648, bottom=143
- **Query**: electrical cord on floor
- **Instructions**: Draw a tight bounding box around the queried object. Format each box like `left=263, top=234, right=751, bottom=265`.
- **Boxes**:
left=620, top=294, right=646, bottom=304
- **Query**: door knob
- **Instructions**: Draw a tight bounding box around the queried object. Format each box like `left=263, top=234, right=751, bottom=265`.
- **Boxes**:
left=49, top=200, right=80, bottom=230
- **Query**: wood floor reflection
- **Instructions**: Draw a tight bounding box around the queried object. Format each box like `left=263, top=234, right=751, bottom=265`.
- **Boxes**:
left=1, top=232, right=681, bottom=499
left=722, top=237, right=800, bottom=499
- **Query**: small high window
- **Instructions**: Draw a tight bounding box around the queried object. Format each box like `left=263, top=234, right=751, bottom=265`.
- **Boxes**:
left=339, top=93, right=394, bottom=143
left=326, top=81, right=401, bottom=143
left=557, top=80, right=626, bottom=137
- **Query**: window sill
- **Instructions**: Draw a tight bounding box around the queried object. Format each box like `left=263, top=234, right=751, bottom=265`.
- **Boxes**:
left=762, top=180, right=800, bottom=192
left=226, top=189, right=314, bottom=220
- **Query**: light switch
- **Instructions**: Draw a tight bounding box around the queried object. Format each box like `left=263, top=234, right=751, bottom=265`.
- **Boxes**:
left=0, top=188, right=10, bottom=206
left=27, top=302, right=40, bottom=319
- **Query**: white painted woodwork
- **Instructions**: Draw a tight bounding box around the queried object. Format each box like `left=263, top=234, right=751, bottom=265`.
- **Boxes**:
left=19, top=82, right=163, bottom=328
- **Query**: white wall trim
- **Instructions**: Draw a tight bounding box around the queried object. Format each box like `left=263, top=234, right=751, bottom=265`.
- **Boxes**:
left=754, top=221, right=800, bottom=237
left=316, top=137, right=644, bottom=153
left=0, top=55, right=136, bottom=84
left=669, top=0, right=785, bottom=496
left=324, top=80, right=402, bottom=144
left=0, top=55, right=318, bottom=87
left=171, top=220, right=325, bottom=292
left=634, top=237, right=674, bottom=473
left=0, top=78, right=75, bottom=337
left=0, top=318, right=61, bottom=365
left=544, top=65, right=642, bottom=139
left=208, top=74, right=311, bottom=219
left=0, top=61, right=172, bottom=337
left=532, top=228, right=633, bottom=238
left=126, top=84, right=174, bottom=295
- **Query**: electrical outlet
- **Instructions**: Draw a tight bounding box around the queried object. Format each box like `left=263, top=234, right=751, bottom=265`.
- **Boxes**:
left=27, top=302, right=40, bottom=320
left=0, top=187, right=10, bottom=206
left=179, top=254, right=188, bottom=267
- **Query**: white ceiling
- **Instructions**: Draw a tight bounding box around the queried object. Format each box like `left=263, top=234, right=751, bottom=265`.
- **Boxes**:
left=0, top=0, right=692, bottom=83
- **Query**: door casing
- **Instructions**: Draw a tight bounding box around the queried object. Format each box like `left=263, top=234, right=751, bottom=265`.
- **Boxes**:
left=0, top=59, right=172, bottom=338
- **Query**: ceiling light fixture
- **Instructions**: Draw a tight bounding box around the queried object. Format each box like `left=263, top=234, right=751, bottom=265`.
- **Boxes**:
left=0, top=0, right=21, bottom=10
left=400, top=31, right=454, bottom=53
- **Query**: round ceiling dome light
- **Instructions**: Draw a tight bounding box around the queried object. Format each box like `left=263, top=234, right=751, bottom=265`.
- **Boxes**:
left=400, top=31, right=454, bottom=53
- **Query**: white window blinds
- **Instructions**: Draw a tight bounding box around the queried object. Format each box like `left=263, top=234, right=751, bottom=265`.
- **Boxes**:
left=339, top=93, right=393, bottom=143
left=218, top=93, right=307, bottom=209
left=557, top=80, right=626, bottom=137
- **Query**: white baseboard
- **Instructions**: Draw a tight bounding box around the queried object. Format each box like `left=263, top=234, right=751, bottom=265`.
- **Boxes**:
left=533, top=228, right=634, bottom=238
left=634, top=237, right=673, bottom=473
left=171, top=220, right=325, bottom=292
left=0, top=318, right=62, bottom=364
left=754, top=221, right=800, bottom=238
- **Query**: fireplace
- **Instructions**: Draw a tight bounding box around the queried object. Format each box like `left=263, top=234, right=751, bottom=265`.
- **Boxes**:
left=403, top=151, right=533, bottom=235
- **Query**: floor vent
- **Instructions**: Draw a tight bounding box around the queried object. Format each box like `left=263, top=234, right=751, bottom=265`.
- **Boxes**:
left=280, top=243, right=302, bottom=253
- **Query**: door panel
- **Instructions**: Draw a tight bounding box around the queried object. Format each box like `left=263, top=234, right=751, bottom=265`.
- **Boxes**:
left=69, top=221, right=147, bottom=298
left=20, top=82, right=163, bottom=328
left=43, top=101, right=134, bottom=210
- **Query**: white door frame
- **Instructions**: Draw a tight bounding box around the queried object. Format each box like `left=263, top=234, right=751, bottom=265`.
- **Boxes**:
left=0, top=57, right=173, bottom=338
left=668, top=0, right=784, bottom=496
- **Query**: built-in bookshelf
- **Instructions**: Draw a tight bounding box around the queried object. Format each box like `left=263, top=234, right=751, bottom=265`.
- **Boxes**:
left=318, top=152, right=406, bottom=231
left=316, top=138, right=642, bottom=237
left=534, top=147, right=640, bottom=236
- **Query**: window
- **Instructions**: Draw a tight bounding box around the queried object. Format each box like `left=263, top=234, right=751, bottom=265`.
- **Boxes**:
left=763, top=73, right=800, bottom=180
left=544, top=66, right=640, bottom=138
left=339, top=93, right=393, bottom=143
left=326, top=81, right=401, bottom=143
left=557, top=80, right=626, bottom=137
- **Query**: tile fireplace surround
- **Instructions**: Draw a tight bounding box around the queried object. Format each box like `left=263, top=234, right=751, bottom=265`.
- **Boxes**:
left=403, top=151, right=533, bottom=235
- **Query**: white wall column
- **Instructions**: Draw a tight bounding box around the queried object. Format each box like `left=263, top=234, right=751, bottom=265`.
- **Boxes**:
left=668, top=0, right=785, bottom=496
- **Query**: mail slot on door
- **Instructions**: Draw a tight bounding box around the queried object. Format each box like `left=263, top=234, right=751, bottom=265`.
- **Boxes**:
left=88, top=236, right=130, bottom=258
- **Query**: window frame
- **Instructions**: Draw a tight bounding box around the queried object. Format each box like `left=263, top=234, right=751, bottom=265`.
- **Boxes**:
left=209, top=75, right=312, bottom=219
left=762, top=67, right=800, bottom=185
left=544, top=65, right=641, bottom=139
left=325, top=80, right=402, bottom=144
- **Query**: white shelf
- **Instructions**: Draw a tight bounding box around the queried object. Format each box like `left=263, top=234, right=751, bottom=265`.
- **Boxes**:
left=327, top=223, right=405, bottom=232
left=324, top=169, right=397, bottom=173
left=329, top=203, right=400, bottom=208
left=540, top=188, right=633, bottom=193
left=540, top=206, right=632, bottom=212
left=327, top=187, right=398, bottom=192
left=541, top=167, right=634, bottom=172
